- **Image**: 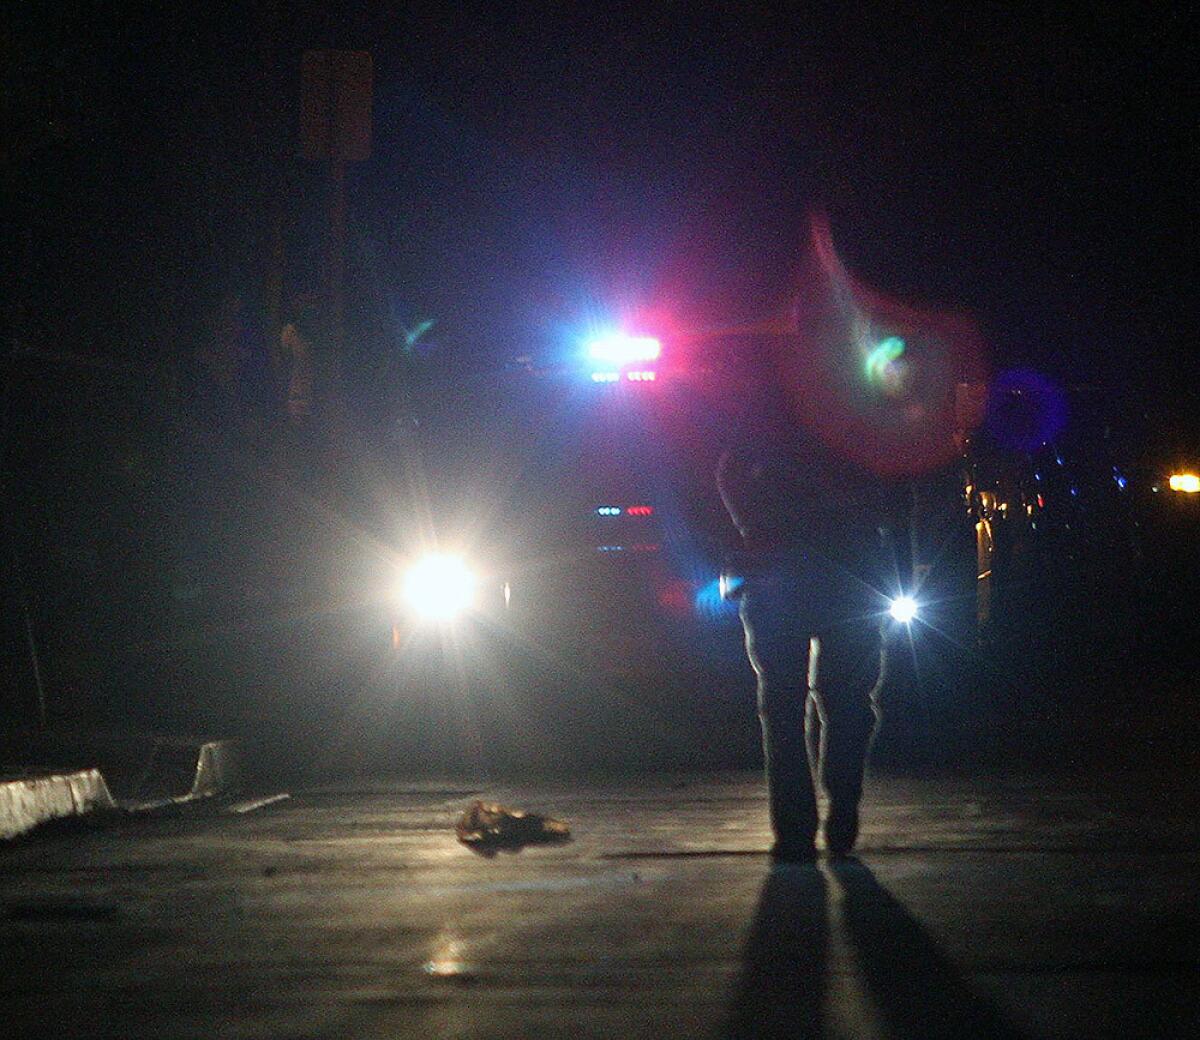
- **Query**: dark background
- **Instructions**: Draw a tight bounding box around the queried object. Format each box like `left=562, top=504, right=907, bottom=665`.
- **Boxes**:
left=2, top=4, right=1196, bottom=768
left=6, top=4, right=1193, bottom=386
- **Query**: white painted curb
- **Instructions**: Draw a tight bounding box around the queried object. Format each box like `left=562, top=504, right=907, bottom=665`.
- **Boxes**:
left=0, top=770, right=117, bottom=841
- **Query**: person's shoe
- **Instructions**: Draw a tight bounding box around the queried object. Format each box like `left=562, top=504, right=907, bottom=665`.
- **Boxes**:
left=822, top=804, right=860, bottom=858
left=769, top=837, right=817, bottom=864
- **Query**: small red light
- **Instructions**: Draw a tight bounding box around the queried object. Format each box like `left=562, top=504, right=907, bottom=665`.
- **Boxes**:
left=1036, top=494, right=1045, bottom=508
left=656, top=579, right=692, bottom=614
left=626, top=505, right=654, bottom=516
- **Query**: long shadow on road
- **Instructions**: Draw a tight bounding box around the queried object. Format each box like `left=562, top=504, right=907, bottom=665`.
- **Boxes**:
left=725, top=864, right=827, bottom=1039
left=726, top=859, right=1028, bottom=1039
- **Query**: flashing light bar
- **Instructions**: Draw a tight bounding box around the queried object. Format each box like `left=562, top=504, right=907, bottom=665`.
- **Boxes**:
left=586, top=333, right=662, bottom=366
left=595, top=543, right=661, bottom=553
left=1169, top=473, right=1200, bottom=493
left=595, top=505, right=654, bottom=517
left=590, top=369, right=657, bottom=382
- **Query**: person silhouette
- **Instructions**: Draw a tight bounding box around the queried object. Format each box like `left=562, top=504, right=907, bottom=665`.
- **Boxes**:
left=718, top=338, right=894, bottom=860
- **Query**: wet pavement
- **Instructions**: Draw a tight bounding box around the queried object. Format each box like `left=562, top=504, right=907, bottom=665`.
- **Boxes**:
left=1, top=772, right=1197, bottom=1039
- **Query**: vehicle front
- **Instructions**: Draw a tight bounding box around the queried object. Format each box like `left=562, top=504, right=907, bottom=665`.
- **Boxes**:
left=382, top=335, right=750, bottom=771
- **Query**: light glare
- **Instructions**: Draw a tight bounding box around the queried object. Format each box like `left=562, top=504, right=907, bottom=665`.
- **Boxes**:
left=402, top=554, right=478, bottom=621
left=889, top=596, right=919, bottom=624
left=586, top=333, right=661, bottom=366
left=1168, top=474, right=1200, bottom=493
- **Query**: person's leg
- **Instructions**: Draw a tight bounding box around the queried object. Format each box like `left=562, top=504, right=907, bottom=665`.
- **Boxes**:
left=808, top=621, right=885, bottom=856
left=740, top=585, right=818, bottom=858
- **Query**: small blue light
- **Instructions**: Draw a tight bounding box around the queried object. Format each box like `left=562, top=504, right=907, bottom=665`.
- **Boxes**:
left=1116, top=476, right=1127, bottom=490
left=695, top=578, right=739, bottom=619
left=1034, top=472, right=1042, bottom=482
left=596, top=545, right=625, bottom=553
left=1070, top=486, right=1079, bottom=497
left=1055, top=455, right=1064, bottom=466
left=591, top=371, right=619, bottom=383
left=596, top=506, right=622, bottom=516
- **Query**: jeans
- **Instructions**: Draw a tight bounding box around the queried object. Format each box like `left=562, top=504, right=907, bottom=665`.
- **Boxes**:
left=739, top=566, right=885, bottom=844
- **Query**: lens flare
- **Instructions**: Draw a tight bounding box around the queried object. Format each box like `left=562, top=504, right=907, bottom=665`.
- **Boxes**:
left=775, top=214, right=988, bottom=477
left=888, top=596, right=919, bottom=624
left=402, top=555, right=478, bottom=621
left=864, top=336, right=906, bottom=382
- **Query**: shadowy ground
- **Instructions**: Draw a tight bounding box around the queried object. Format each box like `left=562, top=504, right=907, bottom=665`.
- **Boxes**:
left=2, top=772, right=1196, bottom=1038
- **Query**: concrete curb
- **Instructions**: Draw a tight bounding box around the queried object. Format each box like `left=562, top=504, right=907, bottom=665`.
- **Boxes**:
left=0, top=769, right=117, bottom=841
left=124, top=739, right=241, bottom=810
left=188, top=740, right=239, bottom=800
left=0, top=732, right=241, bottom=808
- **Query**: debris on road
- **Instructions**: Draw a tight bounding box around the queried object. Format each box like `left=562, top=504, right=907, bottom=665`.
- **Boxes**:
left=455, top=800, right=571, bottom=852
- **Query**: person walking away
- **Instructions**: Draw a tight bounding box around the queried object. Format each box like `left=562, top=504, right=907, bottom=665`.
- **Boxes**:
left=718, top=342, right=896, bottom=861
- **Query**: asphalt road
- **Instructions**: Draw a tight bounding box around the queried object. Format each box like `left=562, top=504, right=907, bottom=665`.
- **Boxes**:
left=1, top=772, right=1197, bottom=1039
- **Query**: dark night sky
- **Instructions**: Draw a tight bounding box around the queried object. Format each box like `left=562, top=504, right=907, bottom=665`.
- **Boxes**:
left=5, top=3, right=1195, bottom=411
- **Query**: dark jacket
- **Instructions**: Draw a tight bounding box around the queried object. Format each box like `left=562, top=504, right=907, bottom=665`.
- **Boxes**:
left=716, top=375, right=899, bottom=593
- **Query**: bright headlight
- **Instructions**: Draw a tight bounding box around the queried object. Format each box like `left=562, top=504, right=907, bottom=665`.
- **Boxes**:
left=402, top=554, right=478, bottom=621
left=888, top=595, right=919, bottom=624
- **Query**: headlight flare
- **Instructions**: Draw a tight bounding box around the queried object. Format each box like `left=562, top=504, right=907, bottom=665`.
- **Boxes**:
left=401, top=554, right=479, bottom=622
left=888, top=595, right=919, bottom=624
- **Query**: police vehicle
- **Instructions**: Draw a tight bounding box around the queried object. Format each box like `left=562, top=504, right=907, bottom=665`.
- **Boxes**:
left=382, top=332, right=754, bottom=771
left=379, top=327, right=1176, bottom=771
